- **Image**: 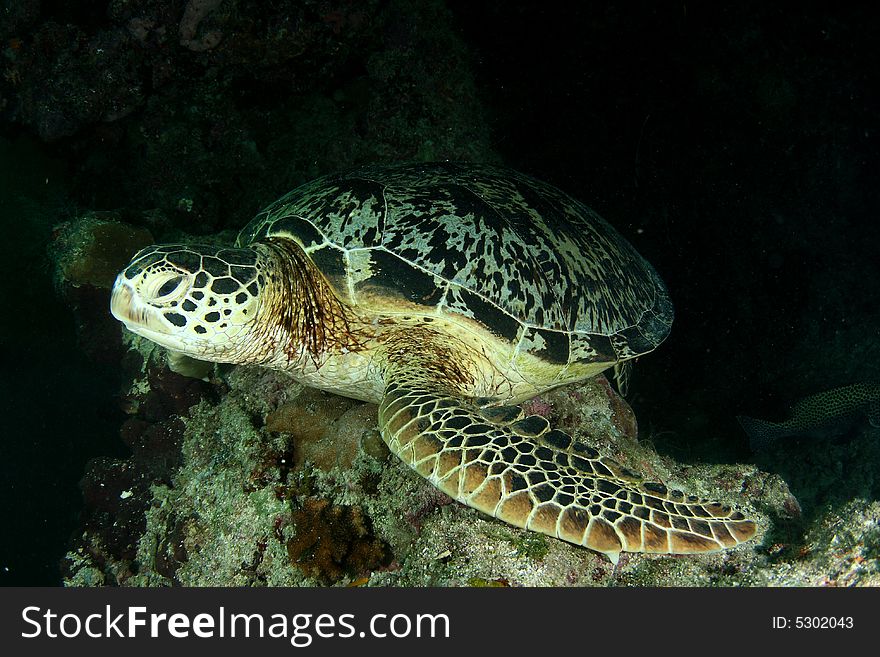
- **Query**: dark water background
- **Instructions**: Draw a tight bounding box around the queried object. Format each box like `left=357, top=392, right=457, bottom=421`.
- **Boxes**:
left=2, top=1, right=878, bottom=585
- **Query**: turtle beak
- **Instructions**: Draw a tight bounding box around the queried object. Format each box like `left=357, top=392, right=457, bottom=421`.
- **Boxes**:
left=110, top=276, right=132, bottom=322
left=110, top=275, right=150, bottom=329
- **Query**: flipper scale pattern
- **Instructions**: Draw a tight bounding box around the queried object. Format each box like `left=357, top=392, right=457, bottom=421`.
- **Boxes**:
left=379, top=384, right=757, bottom=562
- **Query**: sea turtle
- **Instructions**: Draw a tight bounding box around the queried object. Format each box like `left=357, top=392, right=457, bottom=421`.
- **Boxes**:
left=110, top=162, right=756, bottom=563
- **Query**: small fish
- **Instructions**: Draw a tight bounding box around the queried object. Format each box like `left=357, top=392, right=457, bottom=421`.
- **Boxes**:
left=737, top=383, right=880, bottom=451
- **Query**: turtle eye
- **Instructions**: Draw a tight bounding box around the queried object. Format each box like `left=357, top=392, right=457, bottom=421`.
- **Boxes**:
left=158, top=277, right=182, bottom=297
left=150, top=274, right=186, bottom=302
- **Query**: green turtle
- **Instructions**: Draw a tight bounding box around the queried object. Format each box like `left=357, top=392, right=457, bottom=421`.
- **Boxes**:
left=110, top=162, right=756, bottom=563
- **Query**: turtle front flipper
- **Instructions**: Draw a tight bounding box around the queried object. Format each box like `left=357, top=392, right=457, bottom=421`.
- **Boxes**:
left=378, top=380, right=757, bottom=563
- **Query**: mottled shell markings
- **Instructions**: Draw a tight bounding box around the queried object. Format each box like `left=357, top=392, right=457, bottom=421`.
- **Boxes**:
left=238, top=162, right=673, bottom=370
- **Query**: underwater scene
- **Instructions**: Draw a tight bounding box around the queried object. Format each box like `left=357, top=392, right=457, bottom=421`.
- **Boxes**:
left=1, top=1, right=879, bottom=587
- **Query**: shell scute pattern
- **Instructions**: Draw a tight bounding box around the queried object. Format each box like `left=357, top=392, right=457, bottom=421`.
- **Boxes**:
left=237, top=162, right=672, bottom=366
left=240, top=176, right=385, bottom=251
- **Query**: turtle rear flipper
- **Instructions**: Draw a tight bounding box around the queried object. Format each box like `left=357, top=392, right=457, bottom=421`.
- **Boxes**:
left=379, top=373, right=757, bottom=563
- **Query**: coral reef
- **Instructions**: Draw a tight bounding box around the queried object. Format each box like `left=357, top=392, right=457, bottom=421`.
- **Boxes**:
left=50, top=214, right=153, bottom=363
left=3, top=0, right=493, bottom=235
left=61, top=341, right=876, bottom=588
left=286, top=498, right=390, bottom=584
left=52, top=215, right=153, bottom=290
left=265, top=389, right=363, bottom=472
left=61, top=320, right=880, bottom=587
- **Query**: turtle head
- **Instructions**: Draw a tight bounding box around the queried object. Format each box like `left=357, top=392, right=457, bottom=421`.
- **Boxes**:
left=110, top=244, right=268, bottom=362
